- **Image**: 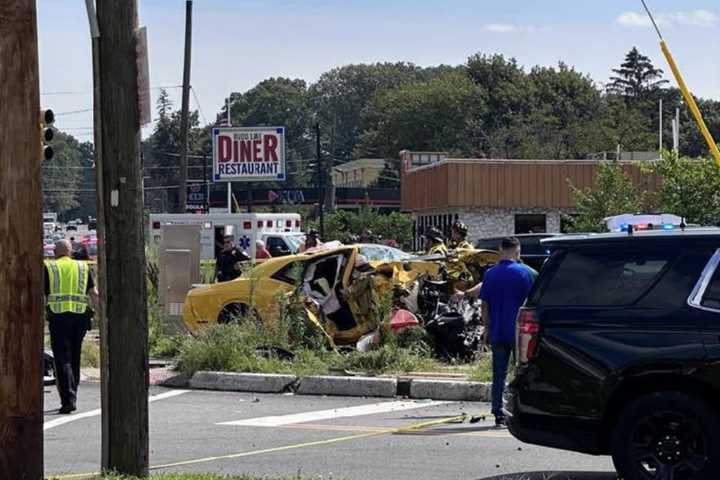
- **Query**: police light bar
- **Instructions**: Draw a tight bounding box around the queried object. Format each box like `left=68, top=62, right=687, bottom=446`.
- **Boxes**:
left=605, top=214, right=683, bottom=232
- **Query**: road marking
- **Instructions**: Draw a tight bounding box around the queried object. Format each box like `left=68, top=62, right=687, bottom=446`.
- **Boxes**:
left=50, top=411, right=495, bottom=478
left=217, top=399, right=450, bottom=427
left=43, top=389, right=189, bottom=431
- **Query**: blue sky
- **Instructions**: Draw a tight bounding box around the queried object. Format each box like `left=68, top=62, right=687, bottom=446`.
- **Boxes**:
left=37, top=0, right=720, bottom=142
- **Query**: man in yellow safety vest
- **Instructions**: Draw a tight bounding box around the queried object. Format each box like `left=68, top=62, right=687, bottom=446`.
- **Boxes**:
left=45, top=239, right=98, bottom=414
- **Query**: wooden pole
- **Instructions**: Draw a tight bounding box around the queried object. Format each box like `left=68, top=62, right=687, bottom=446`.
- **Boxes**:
left=96, top=0, right=149, bottom=475
left=178, top=0, right=193, bottom=213
left=0, top=1, right=44, bottom=478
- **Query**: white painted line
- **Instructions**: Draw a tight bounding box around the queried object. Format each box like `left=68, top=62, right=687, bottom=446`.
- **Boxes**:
left=44, top=389, right=189, bottom=431
left=218, top=400, right=450, bottom=428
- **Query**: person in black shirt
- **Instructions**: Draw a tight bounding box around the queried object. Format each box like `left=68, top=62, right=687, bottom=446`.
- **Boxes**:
left=216, top=235, right=250, bottom=282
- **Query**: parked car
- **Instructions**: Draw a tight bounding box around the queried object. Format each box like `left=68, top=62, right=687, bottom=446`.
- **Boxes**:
left=475, top=233, right=558, bottom=271
left=504, top=228, right=720, bottom=480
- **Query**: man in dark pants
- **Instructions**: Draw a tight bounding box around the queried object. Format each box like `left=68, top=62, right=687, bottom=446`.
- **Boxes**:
left=454, top=237, right=533, bottom=426
left=45, top=240, right=98, bottom=414
left=215, top=235, right=250, bottom=282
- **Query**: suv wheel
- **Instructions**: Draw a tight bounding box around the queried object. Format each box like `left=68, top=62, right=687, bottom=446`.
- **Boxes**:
left=611, top=392, right=719, bottom=480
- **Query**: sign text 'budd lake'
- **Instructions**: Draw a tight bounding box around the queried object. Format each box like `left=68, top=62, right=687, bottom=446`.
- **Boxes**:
left=212, top=126, right=286, bottom=182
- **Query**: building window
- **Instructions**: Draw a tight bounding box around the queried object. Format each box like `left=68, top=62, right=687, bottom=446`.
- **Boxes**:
left=515, top=214, right=546, bottom=234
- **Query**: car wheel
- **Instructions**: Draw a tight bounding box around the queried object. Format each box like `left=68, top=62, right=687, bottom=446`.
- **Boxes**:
left=218, top=303, right=255, bottom=325
left=611, top=391, right=719, bottom=480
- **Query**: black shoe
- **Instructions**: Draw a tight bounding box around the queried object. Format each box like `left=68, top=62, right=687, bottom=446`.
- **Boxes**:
left=58, top=405, right=76, bottom=414
left=494, top=416, right=506, bottom=428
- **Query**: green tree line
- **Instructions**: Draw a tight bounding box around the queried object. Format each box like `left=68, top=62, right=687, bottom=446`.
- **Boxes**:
left=45, top=47, right=720, bottom=217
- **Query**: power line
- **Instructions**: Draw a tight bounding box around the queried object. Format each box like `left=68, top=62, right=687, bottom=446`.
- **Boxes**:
left=55, top=108, right=93, bottom=116
left=41, top=85, right=183, bottom=96
left=190, top=86, right=209, bottom=125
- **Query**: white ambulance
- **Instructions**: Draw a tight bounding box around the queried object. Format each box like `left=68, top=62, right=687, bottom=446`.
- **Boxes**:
left=149, top=212, right=304, bottom=260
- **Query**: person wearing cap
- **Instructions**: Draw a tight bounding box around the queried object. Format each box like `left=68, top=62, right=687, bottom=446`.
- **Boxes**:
left=215, top=235, right=250, bottom=282
left=299, top=229, right=322, bottom=252
left=424, top=227, right=448, bottom=256
left=449, top=222, right=473, bottom=250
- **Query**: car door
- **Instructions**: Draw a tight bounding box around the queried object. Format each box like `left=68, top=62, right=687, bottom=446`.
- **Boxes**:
left=687, top=248, right=720, bottom=384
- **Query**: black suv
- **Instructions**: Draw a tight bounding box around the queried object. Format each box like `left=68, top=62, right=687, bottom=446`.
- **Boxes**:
left=504, top=229, right=720, bottom=480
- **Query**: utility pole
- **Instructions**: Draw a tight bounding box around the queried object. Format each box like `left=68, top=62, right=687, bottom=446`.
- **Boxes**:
left=316, top=123, right=325, bottom=238
left=0, top=1, right=43, bottom=478
left=178, top=0, right=193, bottom=213
left=96, top=0, right=149, bottom=475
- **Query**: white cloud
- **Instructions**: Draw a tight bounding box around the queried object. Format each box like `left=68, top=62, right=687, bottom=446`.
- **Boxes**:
left=617, top=9, right=719, bottom=28
left=483, top=23, right=519, bottom=33
left=616, top=12, right=652, bottom=28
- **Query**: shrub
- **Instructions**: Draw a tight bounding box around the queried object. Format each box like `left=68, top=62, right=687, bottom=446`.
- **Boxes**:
left=81, top=340, right=100, bottom=368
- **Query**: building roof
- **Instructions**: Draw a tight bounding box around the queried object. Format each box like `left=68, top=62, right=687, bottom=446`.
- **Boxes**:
left=333, top=158, right=386, bottom=172
left=400, top=153, right=661, bottom=212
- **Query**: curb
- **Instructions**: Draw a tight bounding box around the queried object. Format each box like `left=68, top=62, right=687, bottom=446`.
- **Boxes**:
left=297, top=375, right=397, bottom=398
left=190, top=371, right=296, bottom=393
left=161, top=371, right=491, bottom=402
left=409, top=378, right=489, bottom=401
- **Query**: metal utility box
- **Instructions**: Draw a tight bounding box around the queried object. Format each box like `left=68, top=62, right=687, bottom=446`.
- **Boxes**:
left=158, top=224, right=201, bottom=333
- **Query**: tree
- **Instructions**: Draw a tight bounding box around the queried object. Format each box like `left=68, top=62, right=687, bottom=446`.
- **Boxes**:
left=226, top=77, right=313, bottom=186
left=306, top=207, right=413, bottom=248
left=646, top=153, right=720, bottom=226
left=569, top=161, right=647, bottom=232
left=370, top=160, right=400, bottom=189
left=607, top=47, right=668, bottom=102
left=357, top=70, right=486, bottom=158
left=42, top=131, right=86, bottom=217
left=308, top=63, right=443, bottom=160
left=510, top=63, right=605, bottom=159
left=143, top=89, right=202, bottom=212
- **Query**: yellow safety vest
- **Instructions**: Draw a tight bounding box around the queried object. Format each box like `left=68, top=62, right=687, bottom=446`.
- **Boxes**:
left=428, top=243, right=448, bottom=256
left=45, top=256, right=90, bottom=314
left=450, top=240, right=474, bottom=250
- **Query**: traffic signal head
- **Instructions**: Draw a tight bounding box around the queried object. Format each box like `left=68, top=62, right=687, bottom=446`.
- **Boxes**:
left=40, top=109, right=54, bottom=161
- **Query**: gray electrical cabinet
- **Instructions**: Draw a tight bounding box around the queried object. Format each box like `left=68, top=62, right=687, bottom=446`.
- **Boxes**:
left=158, top=224, right=201, bottom=334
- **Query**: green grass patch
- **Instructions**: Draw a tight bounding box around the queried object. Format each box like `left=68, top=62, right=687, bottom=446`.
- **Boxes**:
left=466, top=355, right=492, bottom=382
left=80, top=340, right=100, bottom=368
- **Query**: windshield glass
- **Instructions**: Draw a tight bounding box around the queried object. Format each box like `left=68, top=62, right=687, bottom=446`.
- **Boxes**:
left=285, top=234, right=306, bottom=253
left=358, top=245, right=412, bottom=262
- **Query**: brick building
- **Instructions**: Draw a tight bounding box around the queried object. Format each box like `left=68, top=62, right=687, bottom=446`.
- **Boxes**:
left=399, top=150, right=660, bottom=249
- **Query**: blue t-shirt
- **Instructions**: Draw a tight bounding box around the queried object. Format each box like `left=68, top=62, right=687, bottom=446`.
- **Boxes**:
left=479, top=260, right=534, bottom=346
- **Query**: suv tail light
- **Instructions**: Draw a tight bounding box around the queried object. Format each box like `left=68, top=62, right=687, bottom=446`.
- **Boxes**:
left=517, top=308, right=540, bottom=364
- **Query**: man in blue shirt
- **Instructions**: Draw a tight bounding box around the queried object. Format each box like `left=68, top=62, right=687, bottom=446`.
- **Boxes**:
left=455, top=237, right=534, bottom=426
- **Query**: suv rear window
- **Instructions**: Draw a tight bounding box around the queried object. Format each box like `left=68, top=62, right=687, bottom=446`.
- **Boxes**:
left=534, top=249, right=675, bottom=306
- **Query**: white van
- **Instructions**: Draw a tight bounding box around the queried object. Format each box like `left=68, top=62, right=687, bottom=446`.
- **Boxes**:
left=149, top=212, right=304, bottom=260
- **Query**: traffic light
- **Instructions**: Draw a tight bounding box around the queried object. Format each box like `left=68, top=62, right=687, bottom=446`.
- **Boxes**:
left=40, top=109, right=54, bottom=161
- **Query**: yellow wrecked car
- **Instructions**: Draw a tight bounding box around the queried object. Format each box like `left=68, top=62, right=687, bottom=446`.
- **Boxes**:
left=182, top=245, right=498, bottom=346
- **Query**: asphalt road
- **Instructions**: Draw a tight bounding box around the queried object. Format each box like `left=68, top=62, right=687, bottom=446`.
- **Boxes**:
left=44, top=383, right=617, bottom=480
